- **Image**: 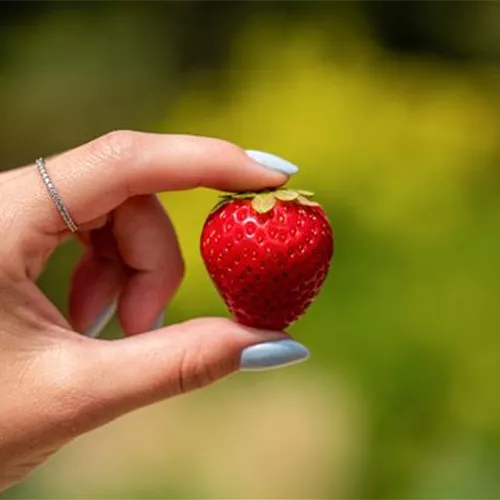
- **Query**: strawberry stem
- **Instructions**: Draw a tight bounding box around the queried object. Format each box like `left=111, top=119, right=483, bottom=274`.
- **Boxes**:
left=214, top=188, right=319, bottom=214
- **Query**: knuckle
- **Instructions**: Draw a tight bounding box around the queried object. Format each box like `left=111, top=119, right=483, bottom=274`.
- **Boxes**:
left=156, top=252, right=184, bottom=293
left=176, top=347, right=219, bottom=395
left=92, top=129, right=138, bottom=164
left=172, top=318, right=240, bottom=395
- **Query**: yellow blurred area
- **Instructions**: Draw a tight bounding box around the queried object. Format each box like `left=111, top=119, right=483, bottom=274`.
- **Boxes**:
left=164, top=19, right=499, bottom=240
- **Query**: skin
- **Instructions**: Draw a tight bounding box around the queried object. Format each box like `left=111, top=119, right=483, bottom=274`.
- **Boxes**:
left=0, top=131, right=290, bottom=491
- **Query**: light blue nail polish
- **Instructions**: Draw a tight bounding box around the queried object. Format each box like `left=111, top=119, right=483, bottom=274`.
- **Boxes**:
left=240, top=339, right=309, bottom=371
left=83, top=299, right=117, bottom=338
left=152, top=310, right=165, bottom=330
left=246, top=150, right=299, bottom=175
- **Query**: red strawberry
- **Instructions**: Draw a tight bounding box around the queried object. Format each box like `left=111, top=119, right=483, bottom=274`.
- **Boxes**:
left=200, top=188, right=334, bottom=330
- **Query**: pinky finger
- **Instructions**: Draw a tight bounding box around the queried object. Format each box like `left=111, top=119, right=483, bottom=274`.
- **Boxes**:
left=69, top=250, right=126, bottom=336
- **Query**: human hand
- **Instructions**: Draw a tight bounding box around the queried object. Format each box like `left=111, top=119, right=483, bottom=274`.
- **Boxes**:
left=0, top=131, right=309, bottom=491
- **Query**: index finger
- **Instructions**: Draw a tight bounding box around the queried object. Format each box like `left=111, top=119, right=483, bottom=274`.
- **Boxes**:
left=4, top=131, right=297, bottom=235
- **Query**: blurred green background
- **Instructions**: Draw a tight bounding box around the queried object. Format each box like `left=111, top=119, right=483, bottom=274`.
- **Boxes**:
left=1, top=1, right=500, bottom=498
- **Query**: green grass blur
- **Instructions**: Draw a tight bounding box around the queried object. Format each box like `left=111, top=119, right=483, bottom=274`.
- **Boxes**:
left=1, top=2, right=500, bottom=498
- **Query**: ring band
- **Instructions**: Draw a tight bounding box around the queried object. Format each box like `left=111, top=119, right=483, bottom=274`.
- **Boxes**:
left=36, top=157, right=79, bottom=233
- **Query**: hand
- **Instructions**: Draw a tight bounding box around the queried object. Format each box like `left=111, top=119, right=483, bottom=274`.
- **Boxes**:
left=0, top=131, right=309, bottom=491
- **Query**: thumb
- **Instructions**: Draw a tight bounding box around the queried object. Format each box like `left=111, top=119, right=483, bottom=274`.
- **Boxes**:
left=79, top=318, right=308, bottom=426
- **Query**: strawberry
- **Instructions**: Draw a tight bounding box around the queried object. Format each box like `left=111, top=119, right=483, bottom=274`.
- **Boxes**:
left=200, top=188, right=334, bottom=331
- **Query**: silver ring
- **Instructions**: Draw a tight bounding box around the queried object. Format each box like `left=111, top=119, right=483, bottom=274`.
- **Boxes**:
left=36, top=157, right=79, bottom=233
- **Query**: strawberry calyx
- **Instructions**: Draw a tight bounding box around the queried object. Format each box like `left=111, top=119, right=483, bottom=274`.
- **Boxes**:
left=213, top=188, right=319, bottom=214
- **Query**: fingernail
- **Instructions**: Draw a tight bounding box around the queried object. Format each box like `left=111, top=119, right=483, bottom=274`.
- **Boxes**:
left=83, top=299, right=117, bottom=338
left=152, top=310, right=165, bottom=330
left=246, top=150, right=299, bottom=175
left=240, top=339, right=309, bottom=371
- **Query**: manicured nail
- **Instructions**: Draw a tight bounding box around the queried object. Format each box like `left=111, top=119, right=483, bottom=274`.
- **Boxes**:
left=152, top=310, right=165, bottom=330
left=83, top=299, right=117, bottom=338
left=240, top=339, right=309, bottom=371
left=246, top=150, right=299, bottom=175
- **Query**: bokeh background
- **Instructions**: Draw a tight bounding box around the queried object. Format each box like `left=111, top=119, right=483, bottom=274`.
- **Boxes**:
left=1, top=1, right=500, bottom=498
